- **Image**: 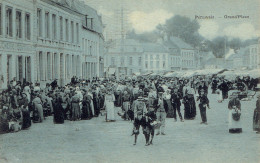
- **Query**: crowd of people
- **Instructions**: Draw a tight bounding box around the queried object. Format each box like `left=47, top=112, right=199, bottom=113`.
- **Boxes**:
left=0, top=74, right=260, bottom=146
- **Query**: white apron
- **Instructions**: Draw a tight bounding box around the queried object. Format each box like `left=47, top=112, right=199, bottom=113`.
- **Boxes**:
left=228, top=109, right=242, bottom=129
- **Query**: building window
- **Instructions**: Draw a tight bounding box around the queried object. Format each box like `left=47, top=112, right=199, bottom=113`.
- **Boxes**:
left=138, top=57, right=142, bottom=65
left=130, top=69, right=132, bottom=75
left=150, top=61, right=153, bottom=68
left=145, top=54, right=148, bottom=59
left=0, top=4, right=2, bottom=35
left=156, top=61, right=159, bottom=68
left=163, top=61, right=165, bottom=68
left=163, top=54, right=166, bottom=60
left=71, top=21, right=74, bottom=43
left=59, top=16, right=63, bottom=40
left=156, top=55, right=159, bottom=59
left=89, top=45, right=92, bottom=56
left=37, top=9, right=41, bottom=37
left=15, top=10, right=22, bottom=38
left=25, top=13, right=30, bottom=40
left=65, top=19, right=68, bottom=41
left=6, top=7, right=12, bottom=37
left=45, top=12, right=49, bottom=38
left=76, top=23, right=79, bottom=43
left=129, top=57, right=132, bottom=65
left=145, top=61, right=148, bottom=68
left=52, top=14, right=56, bottom=39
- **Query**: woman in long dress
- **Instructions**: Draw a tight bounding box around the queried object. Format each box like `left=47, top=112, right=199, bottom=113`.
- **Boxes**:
left=228, top=95, right=242, bottom=133
left=253, top=95, right=260, bottom=133
left=105, top=89, right=116, bottom=122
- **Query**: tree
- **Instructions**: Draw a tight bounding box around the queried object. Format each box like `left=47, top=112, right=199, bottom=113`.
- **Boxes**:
left=126, top=30, right=158, bottom=42
left=161, top=15, right=202, bottom=47
left=228, top=38, right=241, bottom=50
left=209, top=37, right=226, bottom=58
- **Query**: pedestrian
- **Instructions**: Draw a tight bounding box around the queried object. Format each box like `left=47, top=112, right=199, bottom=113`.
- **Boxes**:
left=70, top=91, right=81, bottom=121
left=53, top=93, right=64, bottom=124
left=143, top=102, right=157, bottom=146
left=197, top=89, right=210, bottom=125
left=183, top=84, right=197, bottom=120
left=228, top=95, right=242, bottom=133
left=155, top=91, right=167, bottom=135
left=32, top=94, right=44, bottom=123
left=104, top=88, right=116, bottom=122
left=253, top=95, right=260, bottom=133
left=171, top=88, right=183, bottom=121
left=132, top=95, right=147, bottom=145
left=164, top=89, right=174, bottom=118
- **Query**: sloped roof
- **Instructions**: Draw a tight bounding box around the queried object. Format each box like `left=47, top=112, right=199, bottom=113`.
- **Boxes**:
left=169, top=37, right=194, bottom=50
left=47, top=0, right=103, bottom=33
left=141, top=42, right=168, bottom=53
left=107, top=39, right=143, bottom=54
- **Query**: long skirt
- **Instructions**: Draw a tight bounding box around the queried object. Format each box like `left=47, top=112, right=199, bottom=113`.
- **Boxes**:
left=106, top=101, right=116, bottom=121
left=0, top=115, right=9, bottom=134
left=228, top=109, right=242, bottom=133
left=253, top=109, right=260, bottom=131
left=22, top=109, right=31, bottom=129
left=184, top=96, right=196, bottom=120
left=81, top=103, right=93, bottom=120
left=53, top=104, right=64, bottom=124
left=33, top=104, right=44, bottom=123
left=166, top=100, right=174, bottom=118
left=122, top=101, right=130, bottom=120
left=71, top=103, right=80, bottom=121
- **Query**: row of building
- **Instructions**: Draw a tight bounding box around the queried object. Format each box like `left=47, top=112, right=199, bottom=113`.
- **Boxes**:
left=104, top=36, right=260, bottom=79
left=0, top=0, right=104, bottom=89
left=202, top=39, right=260, bottom=70
left=104, top=37, right=198, bottom=78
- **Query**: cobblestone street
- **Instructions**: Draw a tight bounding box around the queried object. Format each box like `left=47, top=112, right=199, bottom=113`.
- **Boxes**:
left=1, top=92, right=260, bottom=163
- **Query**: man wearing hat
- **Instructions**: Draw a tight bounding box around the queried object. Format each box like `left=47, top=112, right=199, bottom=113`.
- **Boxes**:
left=155, top=91, right=167, bottom=135
left=171, top=88, right=183, bottom=121
left=196, top=89, right=210, bottom=125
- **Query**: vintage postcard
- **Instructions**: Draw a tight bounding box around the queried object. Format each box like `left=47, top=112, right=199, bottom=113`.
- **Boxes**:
left=0, top=0, right=259, bottom=162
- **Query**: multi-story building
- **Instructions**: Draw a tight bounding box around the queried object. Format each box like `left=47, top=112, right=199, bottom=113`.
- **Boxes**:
left=80, top=4, right=104, bottom=80
left=169, top=37, right=197, bottom=70
left=162, top=37, right=197, bottom=70
left=0, top=0, right=104, bottom=89
left=248, top=42, right=259, bottom=69
left=142, top=42, right=169, bottom=73
left=0, top=0, right=35, bottom=89
left=104, top=39, right=143, bottom=78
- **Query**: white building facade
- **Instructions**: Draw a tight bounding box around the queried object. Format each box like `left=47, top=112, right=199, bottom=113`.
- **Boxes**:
left=0, top=0, right=35, bottom=89
left=0, top=0, right=104, bottom=89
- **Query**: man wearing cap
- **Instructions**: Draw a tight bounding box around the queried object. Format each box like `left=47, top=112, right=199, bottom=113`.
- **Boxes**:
left=155, top=91, right=167, bottom=135
left=132, top=95, right=147, bottom=145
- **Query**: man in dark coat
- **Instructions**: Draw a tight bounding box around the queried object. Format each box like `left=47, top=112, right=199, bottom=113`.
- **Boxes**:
left=218, top=80, right=229, bottom=100
left=171, top=88, right=183, bottom=122
left=197, top=90, right=210, bottom=124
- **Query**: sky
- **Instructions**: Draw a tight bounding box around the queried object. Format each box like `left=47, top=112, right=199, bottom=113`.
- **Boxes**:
left=84, top=0, right=260, bottom=41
